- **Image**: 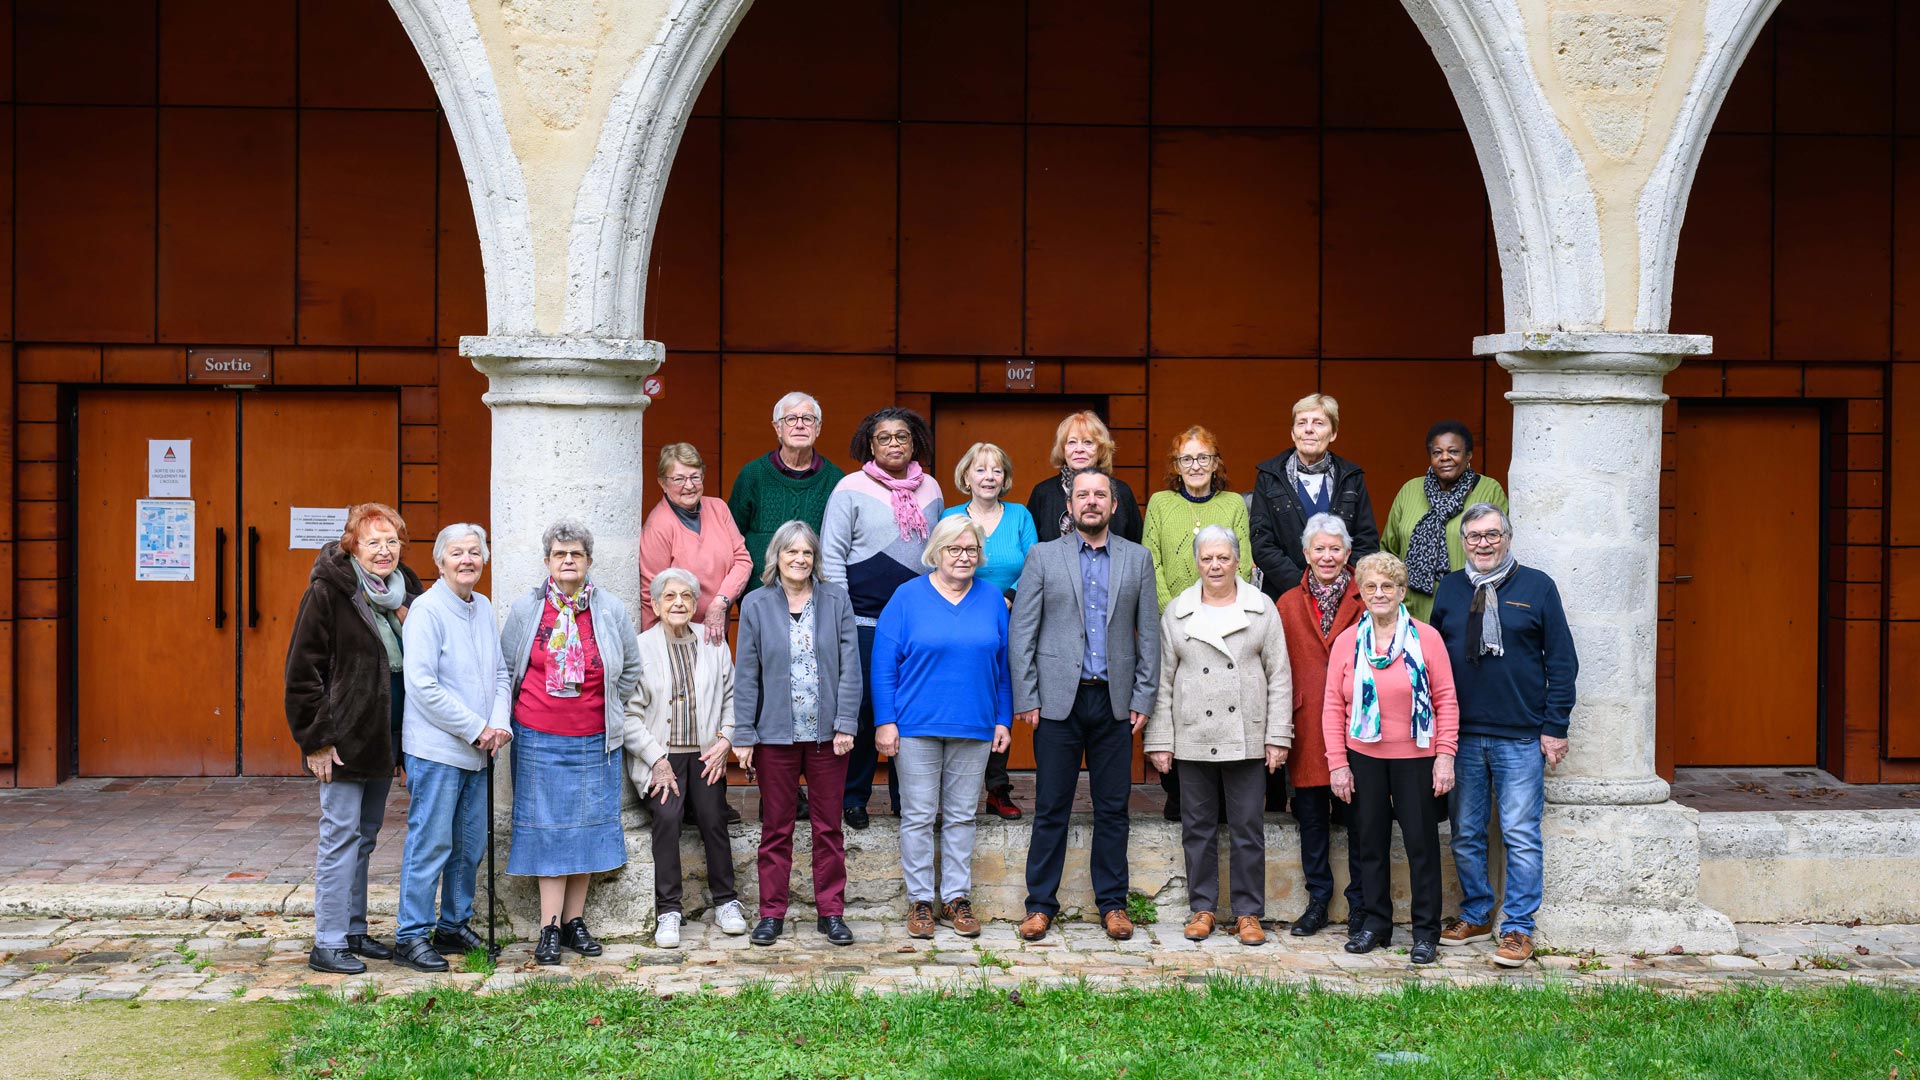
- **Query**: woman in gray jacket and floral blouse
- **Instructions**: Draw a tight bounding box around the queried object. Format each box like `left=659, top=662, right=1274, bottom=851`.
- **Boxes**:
left=1144, top=525, right=1293, bottom=948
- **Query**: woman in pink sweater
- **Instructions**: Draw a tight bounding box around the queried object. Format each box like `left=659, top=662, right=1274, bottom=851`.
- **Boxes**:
left=1322, top=551, right=1458, bottom=964
left=641, top=443, right=752, bottom=643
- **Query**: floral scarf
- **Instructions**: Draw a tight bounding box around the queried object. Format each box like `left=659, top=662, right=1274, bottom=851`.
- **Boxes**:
left=1348, top=605, right=1434, bottom=750
left=1405, top=468, right=1478, bottom=595
left=862, top=460, right=930, bottom=542
left=543, top=579, right=595, bottom=698
left=1303, top=566, right=1352, bottom=638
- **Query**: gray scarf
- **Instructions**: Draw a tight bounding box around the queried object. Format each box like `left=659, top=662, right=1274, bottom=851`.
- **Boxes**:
left=1465, top=552, right=1518, bottom=661
left=355, top=562, right=407, bottom=671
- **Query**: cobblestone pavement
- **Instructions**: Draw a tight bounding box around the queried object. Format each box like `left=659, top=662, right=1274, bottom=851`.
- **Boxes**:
left=0, top=915, right=1914, bottom=1003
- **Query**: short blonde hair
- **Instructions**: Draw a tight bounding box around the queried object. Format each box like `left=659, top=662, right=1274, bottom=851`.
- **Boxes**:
left=921, top=515, right=987, bottom=569
left=1048, top=410, right=1116, bottom=471
left=953, top=442, right=1015, bottom=496
left=1291, top=393, right=1341, bottom=433
left=1353, top=551, right=1408, bottom=589
left=656, top=442, right=705, bottom=479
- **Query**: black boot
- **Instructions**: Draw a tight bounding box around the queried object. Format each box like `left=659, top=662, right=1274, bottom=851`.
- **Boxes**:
left=750, top=917, right=784, bottom=946
left=1289, top=901, right=1330, bottom=938
left=308, top=946, right=366, bottom=975
left=533, top=922, right=564, bottom=966
left=431, top=924, right=486, bottom=954
left=346, top=934, right=394, bottom=960
left=796, top=789, right=810, bottom=820
left=560, top=917, right=603, bottom=956
left=393, top=938, right=450, bottom=972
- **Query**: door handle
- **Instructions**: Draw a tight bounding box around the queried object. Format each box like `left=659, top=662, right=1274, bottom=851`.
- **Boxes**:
left=214, top=527, right=228, bottom=629
left=1674, top=574, right=1694, bottom=582
left=247, top=526, right=261, bottom=628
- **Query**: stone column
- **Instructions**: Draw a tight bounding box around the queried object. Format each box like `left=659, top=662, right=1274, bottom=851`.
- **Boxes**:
left=1477, top=331, right=1737, bottom=953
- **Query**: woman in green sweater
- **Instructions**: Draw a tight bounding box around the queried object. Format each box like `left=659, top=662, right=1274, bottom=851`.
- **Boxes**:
left=728, top=391, right=847, bottom=595
left=1144, top=425, right=1255, bottom=612
left=1381, top=420, right=1509, bottom=623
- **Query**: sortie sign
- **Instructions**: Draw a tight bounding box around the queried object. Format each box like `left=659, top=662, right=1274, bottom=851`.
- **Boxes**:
left=187, top=349, right=273, bottom=384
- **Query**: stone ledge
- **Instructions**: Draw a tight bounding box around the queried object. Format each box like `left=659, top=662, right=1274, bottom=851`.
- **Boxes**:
left=1700, top=809, right=1920, bottom=923
left=0, top=884, right=399, bottom=920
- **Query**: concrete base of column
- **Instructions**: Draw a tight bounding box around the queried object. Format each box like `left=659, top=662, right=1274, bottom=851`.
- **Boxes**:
left=1536, top=801, right=1738, bottom=954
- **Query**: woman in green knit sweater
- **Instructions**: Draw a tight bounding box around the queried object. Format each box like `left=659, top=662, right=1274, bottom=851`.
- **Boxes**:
left=728, top=392, right=847, bottom=594
left=1143, top=425, right=1254, bottom=611
left=1380, top=419, right=1509, bottom=622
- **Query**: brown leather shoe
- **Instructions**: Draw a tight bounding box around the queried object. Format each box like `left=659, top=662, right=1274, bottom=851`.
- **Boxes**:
left=1492, top=930, right=1535, bottom=967
left=1017, top=911, right=1052, bottom=941
left=941, top=897, right=982, bottom=937
left=1103, top=909, right=1135, bottom=941
left=906, top=900, right=936, bottom=939
left=1183, top=911, right=1216, bottom=941
left=1236, top=915, right=1267, bottom=946
left=1441, top=916, right=1495, bottom=946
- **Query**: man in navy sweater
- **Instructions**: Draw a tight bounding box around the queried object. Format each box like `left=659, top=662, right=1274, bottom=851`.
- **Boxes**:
left=1428, top=503, right=1577, bottom=968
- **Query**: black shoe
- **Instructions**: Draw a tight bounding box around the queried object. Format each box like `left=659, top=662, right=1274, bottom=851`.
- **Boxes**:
left=1162, top=799, right=1182, bottom=822
left=345, top=934, right=393, bottom=960
left=430, top=925, right=486, bottom=954
left=308, top=946, right=366, bottom=975
left=817, top=915, right=854, bottom=945
left=1344, top=929, right=1387, bottom=954
left=1348, top=912, right=1365, bottom=936
left=724, top=802, right=743, bottom=825
left=533, top=923, right=564, bottom=965
left=393, top=938, right=450, bottom=972
left=845, top=806, right=870, bottom=830
left=1289, top=901, right=1330, bottom=938
left=750, top=917, right=783, bottom=945
left=1409, top=940, right=1439, bottom=965
left=560, top=917, right=603, bottom=956
left=796, top=789, right=810, bottom=819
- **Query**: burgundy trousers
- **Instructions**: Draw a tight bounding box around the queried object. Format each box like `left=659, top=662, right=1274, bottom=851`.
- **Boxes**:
left=755, top=740, right=851, bottom=919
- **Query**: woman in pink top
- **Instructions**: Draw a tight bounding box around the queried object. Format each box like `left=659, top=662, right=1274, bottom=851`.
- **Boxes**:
left=1322, top=551, right=1458, bottom=965
left=641, top=443, right=753, bottom=644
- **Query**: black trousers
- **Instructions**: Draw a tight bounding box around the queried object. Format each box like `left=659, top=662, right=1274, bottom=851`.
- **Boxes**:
left=1347, top=749, right=1442, bottom=942
left=647, top=751, right=737, bottom=915
left=842, top=624, right=900, bottom=814
left=985, top=748, right=1012, bottom=795
left=1293, top=784, right=1365, bottom=913
left=1024, top=683, right=1132, bottom=917
left=1178, top=759, right=1267, bottom=917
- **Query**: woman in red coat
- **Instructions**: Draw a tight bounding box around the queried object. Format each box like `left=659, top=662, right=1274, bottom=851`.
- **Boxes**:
left=1274, top=512, right=1366, bottom=938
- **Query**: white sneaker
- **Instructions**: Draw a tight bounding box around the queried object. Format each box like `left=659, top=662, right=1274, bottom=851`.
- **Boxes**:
left=714, top=899, right=749, bottom=936
left=654, top=911, right=682, bottom=949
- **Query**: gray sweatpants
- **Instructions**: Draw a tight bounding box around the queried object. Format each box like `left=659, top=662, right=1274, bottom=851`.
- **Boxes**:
left=314, top=776, right=392, bottom=949
left=894, top=736, right=991, bottom=903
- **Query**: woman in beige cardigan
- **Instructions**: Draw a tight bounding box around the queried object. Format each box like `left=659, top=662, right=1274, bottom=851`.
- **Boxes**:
left=624, top=568, right=738, bottom=948
left=1145, top=526, right=1293, bottom=947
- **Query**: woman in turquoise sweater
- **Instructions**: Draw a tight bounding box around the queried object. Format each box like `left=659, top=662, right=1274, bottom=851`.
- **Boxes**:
left=1380, top=420, right=1510, bottom=623
left=1143, top=426, right=1254, bottom=612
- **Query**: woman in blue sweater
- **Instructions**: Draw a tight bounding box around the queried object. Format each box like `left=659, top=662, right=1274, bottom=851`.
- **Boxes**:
left=872, top=515, right=1013, bottom=940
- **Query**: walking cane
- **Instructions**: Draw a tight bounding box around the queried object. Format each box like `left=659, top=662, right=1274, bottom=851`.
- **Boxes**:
left=486, top=752, right=500, bottom=961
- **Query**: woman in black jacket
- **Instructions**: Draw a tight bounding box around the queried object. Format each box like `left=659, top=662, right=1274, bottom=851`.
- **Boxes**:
left=284, top=502, right=423, bottom=975
left=1025, top=410, right=1144, bottom=544
left=1250, top=393, right=1380, bottom=600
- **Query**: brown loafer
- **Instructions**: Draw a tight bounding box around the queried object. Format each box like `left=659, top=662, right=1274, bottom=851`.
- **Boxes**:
left=1017, top=911, right=1052, bottom=941
left=1236, top=915, right=1267, bottom=946
left=941, top=897, right=982, bottom=937
left=1103, top=909, right=1135, bottom=941
left=1183, top=911, right=1216, bottom=941
left=906, top=899, right=937, bottom=939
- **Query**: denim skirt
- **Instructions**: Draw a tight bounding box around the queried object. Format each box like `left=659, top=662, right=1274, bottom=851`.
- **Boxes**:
left=506, top=724, right=627, bottom=877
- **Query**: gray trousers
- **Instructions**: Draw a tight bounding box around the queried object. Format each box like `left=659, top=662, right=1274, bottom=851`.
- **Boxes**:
left=314, top=775, right=392, bottom=948
left=895, top=736, right=991, bottom=903
left=1178, top=758, right=1267, bottom=918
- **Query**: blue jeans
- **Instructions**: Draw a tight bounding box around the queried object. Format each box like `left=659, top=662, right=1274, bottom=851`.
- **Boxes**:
left=396, top=755, right=489, bottom=945
left=1448, top=733, right=1546, bottom=935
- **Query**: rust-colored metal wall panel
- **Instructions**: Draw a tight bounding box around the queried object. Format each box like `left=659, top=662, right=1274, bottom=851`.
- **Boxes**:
left=1890, top=622, right=1920, bottom=756
left=159, top=108, right=297, bottom=345
left=1671, top=135, right=1771, bottom=357
left=160, top=0, right=296, bottom=107
left=1322, top=0, right=1461, bottom=130
left=644, top=118, right=722, bottom=352
left=1774, top=0, right=1892, bottom=135
left=1322, top=132, right=1485, bottom=358
left=298, top=110, right=438, bottom=347
left=435, top=349, right=491, bottom=593
left=1893, top=364, right=1920, bottom=544
left=298, top=0, right=436, bottom=109
left=1026, top=127, right=1148, bottom=357
left=1774, top=136, right=1890, bottom=361
left=719, top=355, right=896, bottom=500
left=17, top=0, right=154, bottom=105
left=1481, top=361, right=1513, bottom=483
left=900, top=124, right=1023, bottom=356
left=17, top=107, right=156, bottom=343
left=438, top=121, right=487, bottom=346
left=724, top=121, right=897, bottom=353
left=14, top=620, right=59, bottom=785
left=0, top=108, right=13, bottom=341
left=1147, top=359, right=1316, bottom=497
left=1150, top=131, right=1318, bottom=358
left=1321, top=360, right=1486, bottom=497
left=1895, top=140, right=1920, bottom=360
left=103, top=346, right=184, bottom=384
left=1715, top=22, right=1773, bottom=135
left=1152, top=0, right=1316, bottom=127
left=902, top=0, right=1023, bottom=122
left=725, top=0, right=897, bottom=119
left=1027, top=0, right=1149, bottom=124
left=642, top=352, right=721, bottom=511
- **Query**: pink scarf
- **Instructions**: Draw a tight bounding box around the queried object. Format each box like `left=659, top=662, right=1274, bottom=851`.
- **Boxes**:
left=862, top=460, right=930, bottom=542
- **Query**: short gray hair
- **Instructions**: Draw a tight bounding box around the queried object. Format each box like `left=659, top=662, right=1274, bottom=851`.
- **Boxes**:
left=1192, top=524, right=1239, bottom=567
left=760, top=520, right=824, bottom=587
left=1300, top=512, right=1352, bottom=553
left=542, top=520, right=594, bottom=559
left=922, top=515, right=986, bottom=569
left=431, top=523, right=490, bottom=567
left=651, top=567, right=701, bottom=602
left=772, top=391, right=821, bottom=425
left=1460, top=503, right=1511, bottom=538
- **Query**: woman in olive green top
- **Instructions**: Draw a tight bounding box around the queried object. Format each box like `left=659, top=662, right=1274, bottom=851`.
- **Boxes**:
left=1143, top=426, right=1255, bottom=612
left=1381, top=420, right=1509, bottom=622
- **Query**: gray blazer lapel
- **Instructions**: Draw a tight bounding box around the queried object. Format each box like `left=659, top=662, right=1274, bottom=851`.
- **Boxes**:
left=1064, top=537, right=1084, bottom=613
left=1105, top=543, right=1125, bottom=628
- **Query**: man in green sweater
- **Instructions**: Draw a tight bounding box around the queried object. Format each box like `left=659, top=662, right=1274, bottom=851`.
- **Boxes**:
left=728, top=391, right=846, bottom=595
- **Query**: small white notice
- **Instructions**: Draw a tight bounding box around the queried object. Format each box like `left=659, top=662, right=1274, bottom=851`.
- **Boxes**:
left=135, top=500, right=195, bottom=581
left=290, top=506, right=349, bottom=550
left=147, top=439, right=191, bottom=498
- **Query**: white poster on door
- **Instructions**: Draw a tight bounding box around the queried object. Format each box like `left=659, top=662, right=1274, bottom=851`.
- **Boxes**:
left=290, top=506, right=350, bottom=550
left=147, top=439, right=191, bottom=498
left=135, top=500, right=195, bottom=581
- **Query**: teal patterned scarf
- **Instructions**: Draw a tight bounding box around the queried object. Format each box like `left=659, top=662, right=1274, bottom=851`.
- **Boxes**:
left=1348, top=605, right=1433, bottom=750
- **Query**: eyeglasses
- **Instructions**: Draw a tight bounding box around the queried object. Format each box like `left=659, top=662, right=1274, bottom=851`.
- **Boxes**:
left=665, top=474, right=704, bottom=488
left=943, top=546, right=982, bottom=561
left=872, top=432, right=913, bottom=447
left=776, top=414, right=820, bottom=429
left=1464, top=530, right=1507, bottom=545
left=361, top=538, right=402, bottom=552
left=1359, top=582, right=1401, bottom=595
left=1176, top=454, right=1215, bottom=468
left=549, top=549, right=588, bottom=563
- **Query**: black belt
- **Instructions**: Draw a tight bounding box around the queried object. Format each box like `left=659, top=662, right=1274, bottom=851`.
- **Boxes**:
left=1079, top=678, right=1108, bottom=687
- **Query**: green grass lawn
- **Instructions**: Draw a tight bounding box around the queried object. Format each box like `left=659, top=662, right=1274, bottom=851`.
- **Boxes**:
left=282, top=978, right=1919, bottom=1079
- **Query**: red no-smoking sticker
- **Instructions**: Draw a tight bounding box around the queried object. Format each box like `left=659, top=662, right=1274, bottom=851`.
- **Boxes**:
left=643, top=375, right=664, bottom=398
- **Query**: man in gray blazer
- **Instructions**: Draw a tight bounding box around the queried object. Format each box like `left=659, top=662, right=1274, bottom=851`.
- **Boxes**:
left=1010, top=468, right=1159, bottom=942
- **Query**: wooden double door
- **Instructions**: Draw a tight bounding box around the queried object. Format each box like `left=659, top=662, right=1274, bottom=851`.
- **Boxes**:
left=77, top=390, right=399, bottom=776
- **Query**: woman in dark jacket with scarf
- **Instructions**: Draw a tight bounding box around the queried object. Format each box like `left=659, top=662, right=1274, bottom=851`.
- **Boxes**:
left=284, top=502, right=423, bottom=975
left=1250, top=394, right=1380, bottom=600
